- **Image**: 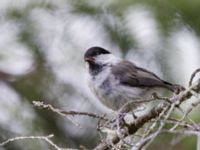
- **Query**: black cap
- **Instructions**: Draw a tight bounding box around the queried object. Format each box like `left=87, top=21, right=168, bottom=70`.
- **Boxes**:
left=84, top=47, right=110, bottom=59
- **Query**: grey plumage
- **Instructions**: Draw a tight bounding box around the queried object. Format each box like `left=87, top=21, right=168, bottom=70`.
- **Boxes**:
left=84, top=47, right=182, bottom=111
left=112, top=61, right=176, bottom=92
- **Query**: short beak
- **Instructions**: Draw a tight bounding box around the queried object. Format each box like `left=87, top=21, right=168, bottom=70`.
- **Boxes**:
left=84, top=57, right=94, bottom=63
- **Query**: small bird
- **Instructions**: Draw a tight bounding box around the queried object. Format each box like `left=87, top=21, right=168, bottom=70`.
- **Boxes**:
left=84, top=47, right=181, bottom=111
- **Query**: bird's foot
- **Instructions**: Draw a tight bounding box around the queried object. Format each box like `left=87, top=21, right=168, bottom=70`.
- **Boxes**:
left=110, top=113, right=127, bottom=129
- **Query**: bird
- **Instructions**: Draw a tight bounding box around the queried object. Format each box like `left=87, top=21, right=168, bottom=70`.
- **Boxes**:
left=84, top=46, right=182, bottom=112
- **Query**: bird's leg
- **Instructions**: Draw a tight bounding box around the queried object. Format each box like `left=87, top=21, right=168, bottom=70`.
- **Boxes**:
left=118, top=112, right=127, bottom=126
left=110, top=112, right=127, bottom=129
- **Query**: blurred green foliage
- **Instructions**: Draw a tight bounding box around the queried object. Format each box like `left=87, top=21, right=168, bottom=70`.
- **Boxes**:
left=0, top=0, right=200, bottom=150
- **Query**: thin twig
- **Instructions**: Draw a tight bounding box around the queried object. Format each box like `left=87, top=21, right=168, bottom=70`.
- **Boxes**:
left=0, top=134, right=72, bottom=150
left=33, top=101, right=108, bottom=121
left=189, top=68, right=200, bottom=86
left=118, top=95, right=171, bottom=113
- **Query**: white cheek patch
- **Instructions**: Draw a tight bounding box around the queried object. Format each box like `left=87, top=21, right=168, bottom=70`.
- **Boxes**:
left=96, top=54, right=120, bottom=65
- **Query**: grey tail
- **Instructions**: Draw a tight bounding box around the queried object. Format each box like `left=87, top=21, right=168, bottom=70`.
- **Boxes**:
left=163, top=81, right=185, bottom=92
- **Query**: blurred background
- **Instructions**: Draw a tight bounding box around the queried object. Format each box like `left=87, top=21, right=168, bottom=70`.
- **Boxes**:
left=0, top=0, right=200, bottom=150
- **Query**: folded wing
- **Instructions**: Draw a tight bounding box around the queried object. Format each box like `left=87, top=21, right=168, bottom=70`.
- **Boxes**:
left=111, top=61, right=175, bottom=92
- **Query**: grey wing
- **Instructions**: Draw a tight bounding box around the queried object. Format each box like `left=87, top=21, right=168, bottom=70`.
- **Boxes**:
left=111, top=61, right=175, bottom=91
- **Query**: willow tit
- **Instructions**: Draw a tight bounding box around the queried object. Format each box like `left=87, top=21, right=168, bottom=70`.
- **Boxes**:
left=84, top=47, right=180, bottom=111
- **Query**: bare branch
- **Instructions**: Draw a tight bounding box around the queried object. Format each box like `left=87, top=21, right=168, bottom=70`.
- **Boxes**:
left=0, top=134, right=74, bottom=150
left=33, top=101, right=108, bottom=121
